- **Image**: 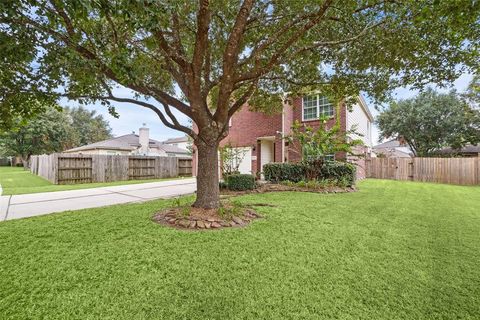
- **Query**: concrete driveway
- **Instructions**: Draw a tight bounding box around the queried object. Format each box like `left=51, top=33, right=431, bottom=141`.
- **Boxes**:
left=0, top=178, right=196, bottom=221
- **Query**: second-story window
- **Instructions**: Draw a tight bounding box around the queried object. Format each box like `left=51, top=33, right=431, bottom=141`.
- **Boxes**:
left=302, top=95, right=334, bottom=121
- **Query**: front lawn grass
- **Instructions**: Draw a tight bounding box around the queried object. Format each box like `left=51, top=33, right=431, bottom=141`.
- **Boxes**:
left=0, top=167, right=184, bottom=195
left=0, top=179, right=479, bottom=319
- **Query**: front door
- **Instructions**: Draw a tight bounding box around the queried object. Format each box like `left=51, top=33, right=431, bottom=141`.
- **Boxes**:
left=260, top=140, right=274, bottom=177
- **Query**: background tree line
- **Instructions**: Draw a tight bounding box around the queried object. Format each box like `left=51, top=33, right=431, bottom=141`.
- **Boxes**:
left=0, top=105, right=112, bottom=166
left=377, top=78, right=480, bottom=157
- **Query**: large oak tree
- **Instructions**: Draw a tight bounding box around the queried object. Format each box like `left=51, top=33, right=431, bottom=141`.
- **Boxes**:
left=377, top=89, right=480, bottom=156
left=1, top=0, right=479, bottom=208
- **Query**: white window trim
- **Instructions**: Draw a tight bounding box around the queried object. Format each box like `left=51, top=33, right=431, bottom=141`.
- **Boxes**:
left=302, top=94, right=334, bottom=122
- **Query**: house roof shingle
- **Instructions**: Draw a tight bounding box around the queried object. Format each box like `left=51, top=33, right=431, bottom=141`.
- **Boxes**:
left=163, top=136, right=189, bottom=144
left=438, top=144, right=480, bottom=155
left=65, top=134, right=189, bottom=155
left=373, top=139, right=403, bottom=149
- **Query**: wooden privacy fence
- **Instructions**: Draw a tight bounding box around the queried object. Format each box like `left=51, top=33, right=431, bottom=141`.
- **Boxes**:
left=0, top=158, right=11, bottom=166
left=30, top=154, right=192, bottom=185
left=366, top=157, right=480, bottom=185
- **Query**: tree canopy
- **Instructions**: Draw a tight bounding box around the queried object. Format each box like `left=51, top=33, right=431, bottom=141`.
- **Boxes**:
left=465, top=75, right=480, bottom=107
left=2, top=0, right=479, bottom=207
left=66, top=105, right=112, bottom=147
left=2, top=1, right=479, bottom=133
left=0, top=106, right=74, bottom=164
left=377, top=89, right=480, bottom=156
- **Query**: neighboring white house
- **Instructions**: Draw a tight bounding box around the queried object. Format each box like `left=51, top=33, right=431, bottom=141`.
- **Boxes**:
left=346, top=95, right=374, bottom=149
left=64, top=126, right=191, bottom=158
left=162, top=136, right=190, bottom=151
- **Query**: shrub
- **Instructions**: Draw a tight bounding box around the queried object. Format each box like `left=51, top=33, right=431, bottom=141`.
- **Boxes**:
left=226, top=174, right=255, bottom=191
left=264, top=161, right=356, bottom=185
left=297, top=180, right=306, bottom=188
left=219, top=181, right=228, bottom=189
left=320, top=161, right=356, bottom=186
left=263, top=163, right=306, bottom=182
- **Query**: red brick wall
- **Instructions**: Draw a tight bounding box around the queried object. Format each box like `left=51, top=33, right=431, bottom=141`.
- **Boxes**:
left=220, top=105, right=282, bottom=175
left=191, top=98, right=349, bottom=176
left=220, top=105, right=282, bottom=148
left=287, top=97, right=347, bottom=162
left=349, top=145, right=369, bottom=180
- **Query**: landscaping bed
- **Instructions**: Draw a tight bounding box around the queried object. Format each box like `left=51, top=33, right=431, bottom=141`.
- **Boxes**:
left=219, top=161, right=358, bottom=196
left=220, top=181, right=356, bottom=196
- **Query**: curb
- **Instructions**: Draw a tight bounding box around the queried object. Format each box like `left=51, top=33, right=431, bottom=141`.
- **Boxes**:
left=0, top=185, right=4, bottom=221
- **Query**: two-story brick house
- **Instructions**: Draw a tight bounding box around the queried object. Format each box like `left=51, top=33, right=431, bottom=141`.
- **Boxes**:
left=192, top=94, right=373, bottom=179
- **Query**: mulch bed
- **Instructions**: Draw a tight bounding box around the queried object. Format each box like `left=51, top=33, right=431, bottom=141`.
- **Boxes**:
left=152, top=205, right=261, bottom=231
left=220, top=182, right=357, bottom=196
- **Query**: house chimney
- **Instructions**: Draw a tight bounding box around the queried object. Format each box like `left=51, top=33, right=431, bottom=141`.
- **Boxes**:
left=139, top=124, right=149, bottom=155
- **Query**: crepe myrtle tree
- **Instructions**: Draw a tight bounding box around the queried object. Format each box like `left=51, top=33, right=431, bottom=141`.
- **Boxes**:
left=1, top=1, right=479, bottom=208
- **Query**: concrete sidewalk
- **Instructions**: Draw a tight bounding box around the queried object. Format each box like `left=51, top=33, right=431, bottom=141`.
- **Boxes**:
left=0, top=178, right=196, bottom=221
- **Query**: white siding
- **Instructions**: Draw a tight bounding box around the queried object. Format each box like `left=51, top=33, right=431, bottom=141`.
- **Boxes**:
left=168, top=141, right=189, bottom=150
left=346, top=102, right=372, bottom=147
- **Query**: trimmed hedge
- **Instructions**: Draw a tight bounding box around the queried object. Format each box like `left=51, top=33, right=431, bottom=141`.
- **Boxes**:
left=219, top=180, right=228, bottom=190
left=226, top=174, right=256, bottom=191
left=320, top=161, right=356, bottom=186
left=264, top=161, right=356, bottom=186
left=263, top=163, right=306, bottom=183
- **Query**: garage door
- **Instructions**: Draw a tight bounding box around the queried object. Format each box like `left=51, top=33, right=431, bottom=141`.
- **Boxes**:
left=235, top=147, right=252, bottom=174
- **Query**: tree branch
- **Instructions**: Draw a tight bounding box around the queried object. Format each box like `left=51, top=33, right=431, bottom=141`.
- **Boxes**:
left=192, top=0, right=211, bottom=85
left=235, top=0, right=334, bottom=83
left=19, top=13, right=195, bottom=121
left=94, top=94, right=196, bottom=139
left=154, top=30, right=190, bottom=71
left=228, top=81, right=257, bottom=118
left=214, top=0, right=255, bottom=122
left=293, top=20, right=386, bottom=55
left=171, top=13, right=186, bottom=57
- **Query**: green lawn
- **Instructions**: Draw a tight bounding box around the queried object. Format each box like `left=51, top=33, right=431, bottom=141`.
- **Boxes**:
left=0, top=180, right=479, bottom=319
left=0, top=167, right=183, bottom=195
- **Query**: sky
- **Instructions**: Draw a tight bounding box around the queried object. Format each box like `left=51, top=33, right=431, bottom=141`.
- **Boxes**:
left=59, top=73, right=474, bottom=145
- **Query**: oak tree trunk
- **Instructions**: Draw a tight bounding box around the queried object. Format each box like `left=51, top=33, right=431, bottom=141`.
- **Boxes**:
left=193, top=140, right=220, bottom=209
left=21, top=156, right=29, bottom=170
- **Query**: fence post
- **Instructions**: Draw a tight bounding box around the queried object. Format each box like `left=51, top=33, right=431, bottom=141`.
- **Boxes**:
left=365, top=159, right=369, bottom=178
left=476, top=156, right=479, bottom=185
left=52, top=153, right=58, bottom=184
